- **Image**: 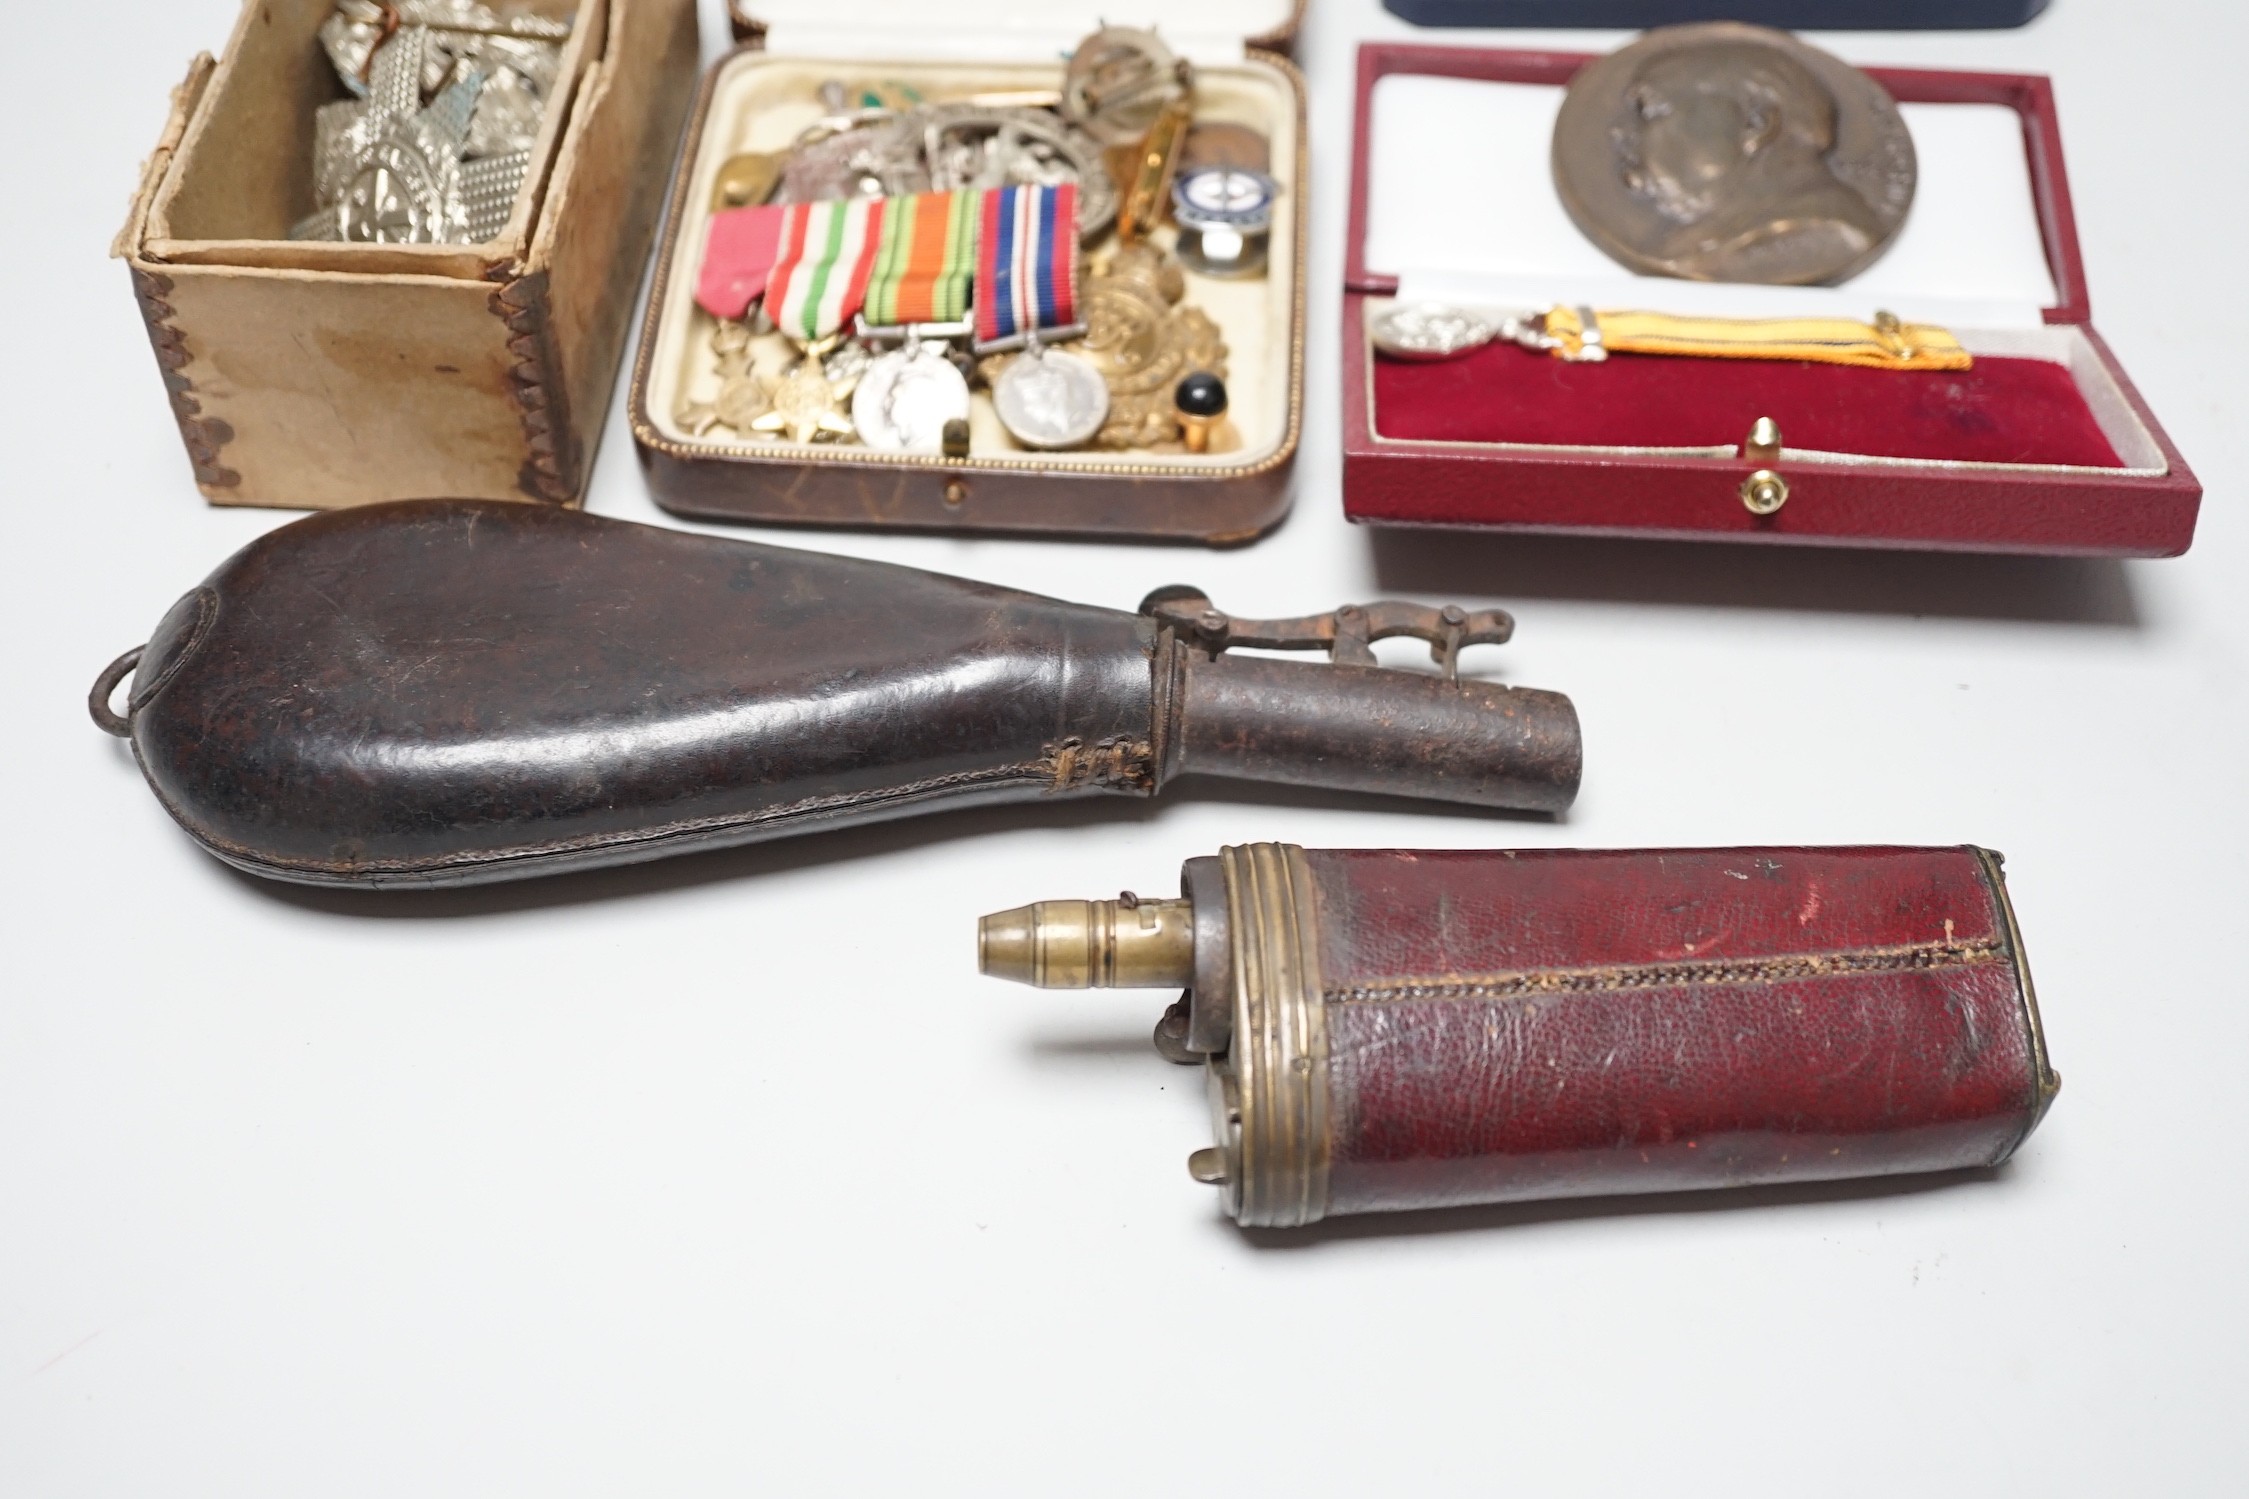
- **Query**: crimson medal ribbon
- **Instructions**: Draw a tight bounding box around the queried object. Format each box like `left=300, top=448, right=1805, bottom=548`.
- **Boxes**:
left=695, top=205, right=789, bottom=321
left=974, top=184, right=1081, bottom=346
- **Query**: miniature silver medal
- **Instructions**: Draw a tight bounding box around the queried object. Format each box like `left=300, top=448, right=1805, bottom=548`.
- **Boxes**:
left=993, top=336, right=1111, bottom=451
left=853, top=335, right=972, bottom=452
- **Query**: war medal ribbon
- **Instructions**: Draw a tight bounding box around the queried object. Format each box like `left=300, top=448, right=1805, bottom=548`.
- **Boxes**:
left=974, top=184, right=1108, bottom=450
left=975, top=184, right=1082, bottom=346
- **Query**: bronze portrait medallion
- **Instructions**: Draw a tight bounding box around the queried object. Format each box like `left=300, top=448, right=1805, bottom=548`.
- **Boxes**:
left=1552, top=23, right=1917, bottom=287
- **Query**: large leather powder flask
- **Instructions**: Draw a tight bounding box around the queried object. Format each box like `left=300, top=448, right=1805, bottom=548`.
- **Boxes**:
left=90, top=502, right=1581, bottom=888
left=982, top=844, right=2060, bottom=1228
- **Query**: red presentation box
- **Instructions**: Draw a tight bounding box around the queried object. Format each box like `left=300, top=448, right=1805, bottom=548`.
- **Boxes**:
left=1341, top=43, right=2200, bottom=556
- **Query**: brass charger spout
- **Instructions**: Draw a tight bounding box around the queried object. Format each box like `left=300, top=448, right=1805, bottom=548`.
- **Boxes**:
left=979, top=896, right=1195, bottom=989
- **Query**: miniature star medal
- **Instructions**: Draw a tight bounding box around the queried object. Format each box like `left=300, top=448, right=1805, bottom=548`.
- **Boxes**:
left=678, top=320, right=763, bottom=438
left=751, top=344, right=859, bottom=445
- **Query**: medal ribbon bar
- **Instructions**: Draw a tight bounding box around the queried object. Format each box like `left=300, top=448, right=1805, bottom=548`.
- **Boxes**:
left=865, top=192, right=979, bottom=328
left=975, top=184, right=1082, bottom=347
left=767, top=199, right=889, bottom=342
left=1542, top=307, right=1972, bottom=371
left=695, top=205, right=789, bottom=321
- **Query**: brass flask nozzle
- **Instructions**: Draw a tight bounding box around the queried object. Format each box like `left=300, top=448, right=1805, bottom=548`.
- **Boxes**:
left=978, top=897, right=1195, bottom=989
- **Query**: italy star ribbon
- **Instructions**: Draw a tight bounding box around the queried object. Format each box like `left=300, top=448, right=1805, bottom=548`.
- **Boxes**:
left=765, top=198, right=889, bottom=342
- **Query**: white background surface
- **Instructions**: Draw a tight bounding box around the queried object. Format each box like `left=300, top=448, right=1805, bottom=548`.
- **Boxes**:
left=3, top=1, right=2243, bottom=1493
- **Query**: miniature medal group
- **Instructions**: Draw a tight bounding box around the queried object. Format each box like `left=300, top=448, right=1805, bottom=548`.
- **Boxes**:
left=291, top=0, right=572, bottom=245
left=681, top=26, right=1275, bottom=458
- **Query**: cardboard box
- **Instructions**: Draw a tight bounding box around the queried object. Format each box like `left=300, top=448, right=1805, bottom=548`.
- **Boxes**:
left=1342, top=44, right=2201, bottom=556
left=118, top=0, right=700, bottom=509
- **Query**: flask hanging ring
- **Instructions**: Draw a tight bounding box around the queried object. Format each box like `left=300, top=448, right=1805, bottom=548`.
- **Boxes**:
left=89, top=647, right=145, bottom=738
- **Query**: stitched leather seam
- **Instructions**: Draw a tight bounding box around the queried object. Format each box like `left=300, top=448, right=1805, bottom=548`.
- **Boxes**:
left=157, top=762, right=1055, bottom=880
left=491, top=269, right=578, bottom=504
left=132, top=269, right=241, bottom=490
left=127, top=588, right=218, bottom=713
left=1327, top=936, right=2008, bottom=1006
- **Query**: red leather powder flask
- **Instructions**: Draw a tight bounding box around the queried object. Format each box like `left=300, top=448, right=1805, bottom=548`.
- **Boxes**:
left=981, top=845, right=2060, bottom=1227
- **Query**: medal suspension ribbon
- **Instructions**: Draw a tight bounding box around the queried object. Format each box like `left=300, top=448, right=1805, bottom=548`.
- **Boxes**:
left=975, top=184, right=1082, bottom=346
left=764, top=199, right=890, bottom=341
left=695, top=203, right=788, bottom=320
left=697, top=185, right=1083, bottom=345
left=864, top=191, right=978, bottom=326
left=1543, top=307, right=1973, bottom=371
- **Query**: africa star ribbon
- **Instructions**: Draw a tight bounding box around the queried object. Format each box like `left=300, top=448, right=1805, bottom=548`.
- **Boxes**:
left=863, top=191, right=979, bottom=327
left=975, top=184, right=1081, bottom=346
left=766, top=198, right=889, bottom=342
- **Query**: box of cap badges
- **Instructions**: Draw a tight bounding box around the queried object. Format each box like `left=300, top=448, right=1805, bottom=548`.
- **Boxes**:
left=118, top=0, right=699, bottom=509
left=629, top=3, right=1308, bottom=543
left=1342, top=39, right=2201, bottom=556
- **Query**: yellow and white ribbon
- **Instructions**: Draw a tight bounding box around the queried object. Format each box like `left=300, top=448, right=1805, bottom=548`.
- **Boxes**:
left=1538, top=306, right=1972, bottom=371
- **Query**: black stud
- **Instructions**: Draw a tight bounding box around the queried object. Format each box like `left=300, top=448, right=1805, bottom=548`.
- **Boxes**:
left=1175, top=371, right=1229, bottom=419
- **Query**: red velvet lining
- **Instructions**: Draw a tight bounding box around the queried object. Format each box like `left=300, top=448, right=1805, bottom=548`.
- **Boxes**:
left=1372, top=344, right=2125, bottom=468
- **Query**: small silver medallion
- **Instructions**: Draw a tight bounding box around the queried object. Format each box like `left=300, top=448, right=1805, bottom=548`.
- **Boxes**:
left=993, top=343, right=1111, bottom=451
left=1062, top=26, right=1186, bottom=147
left=821, top=339, right=875, bottom=393
left=853, top=342, right=973, bottom=452
left=1370, top=305, right=1498, bottom=362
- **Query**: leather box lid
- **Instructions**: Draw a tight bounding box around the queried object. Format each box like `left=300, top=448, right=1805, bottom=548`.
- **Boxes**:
left=728, top=0, right=1306, bottom=59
